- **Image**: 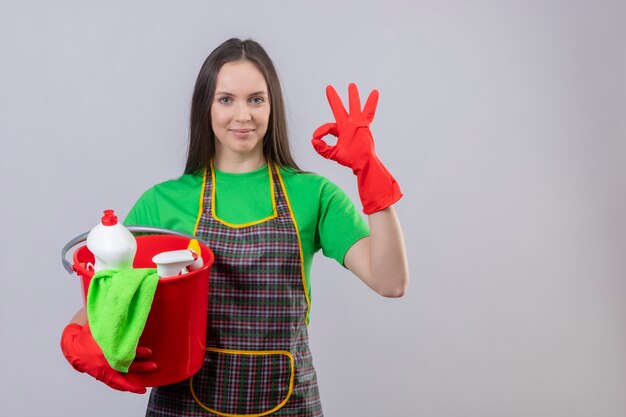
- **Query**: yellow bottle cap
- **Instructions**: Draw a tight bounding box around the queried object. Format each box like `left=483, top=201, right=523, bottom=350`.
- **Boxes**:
left=187, top=239, right=201, bottom=255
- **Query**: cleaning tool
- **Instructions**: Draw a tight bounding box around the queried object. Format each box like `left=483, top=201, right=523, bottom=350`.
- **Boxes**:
left=311, top=83, right=403, bottom=214
left=87, top=268, right=159, bottom=372
left=60, top=322, right=156, bottom=394
left=62, top=226, right=214, bottom=387
left=186, top=239, right=204, bottom=272
left=87, top=209, right=137, bottom=271
left=152, top=249, right=197, bottom=278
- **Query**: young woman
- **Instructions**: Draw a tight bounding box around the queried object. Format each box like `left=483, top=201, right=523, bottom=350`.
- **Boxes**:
left=61, top=38, right=408, bottom=417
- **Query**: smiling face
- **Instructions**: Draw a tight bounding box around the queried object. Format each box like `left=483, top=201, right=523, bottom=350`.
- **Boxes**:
left=210, top=60, right=270, bottom=165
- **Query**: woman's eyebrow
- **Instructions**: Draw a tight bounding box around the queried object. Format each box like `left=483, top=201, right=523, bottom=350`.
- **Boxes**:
left=214, top=90, right=268, bottom=96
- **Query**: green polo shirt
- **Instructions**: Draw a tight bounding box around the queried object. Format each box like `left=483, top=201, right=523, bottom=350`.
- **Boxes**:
left=124, top=164, right=369, bottom=309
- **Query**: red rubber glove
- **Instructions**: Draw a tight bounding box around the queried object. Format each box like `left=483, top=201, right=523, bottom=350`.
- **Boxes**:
left=312, top=83, right=402, bottom=214
left=60, top=323, right=156, bottom=394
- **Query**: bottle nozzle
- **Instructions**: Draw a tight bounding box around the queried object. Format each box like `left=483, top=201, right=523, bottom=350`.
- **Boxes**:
left=101, top=209, right=118, bottom=226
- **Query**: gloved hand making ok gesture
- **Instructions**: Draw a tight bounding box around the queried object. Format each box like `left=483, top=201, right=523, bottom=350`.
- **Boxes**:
left=312, top=83, right=402, bottom=214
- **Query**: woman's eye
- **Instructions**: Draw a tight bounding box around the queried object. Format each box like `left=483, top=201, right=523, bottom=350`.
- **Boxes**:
left=218, top=97, right=232, bottom=104
left=250, top=97, right=265, bottom=105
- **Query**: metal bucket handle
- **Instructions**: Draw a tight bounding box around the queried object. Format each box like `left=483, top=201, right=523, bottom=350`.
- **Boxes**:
left=61, top=226, right=207, bottom=274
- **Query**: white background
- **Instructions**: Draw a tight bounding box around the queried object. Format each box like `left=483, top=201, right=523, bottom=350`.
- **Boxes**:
left=1, top=1, right=625, bottom=416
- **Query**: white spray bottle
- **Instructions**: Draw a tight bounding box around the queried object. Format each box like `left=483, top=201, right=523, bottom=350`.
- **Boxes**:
left=86, top=209, right=137, bottom=271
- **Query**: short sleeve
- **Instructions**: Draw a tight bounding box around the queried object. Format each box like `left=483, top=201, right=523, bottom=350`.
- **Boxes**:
left=123, top=187, right=161, bottom=227
left=122, top=174, right=203, bottom=234
left=316, top=180, right=369, bottom=266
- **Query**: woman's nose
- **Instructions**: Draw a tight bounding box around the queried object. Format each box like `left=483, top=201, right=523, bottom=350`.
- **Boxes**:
left=234, top=102, right=252, bottom=122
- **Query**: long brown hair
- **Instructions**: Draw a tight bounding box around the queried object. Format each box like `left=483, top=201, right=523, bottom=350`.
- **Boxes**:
left=184, top=38, right=300, bottom=174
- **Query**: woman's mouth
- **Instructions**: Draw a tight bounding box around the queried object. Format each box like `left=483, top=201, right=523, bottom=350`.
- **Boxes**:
left=229, top=129, right=255, bottom=138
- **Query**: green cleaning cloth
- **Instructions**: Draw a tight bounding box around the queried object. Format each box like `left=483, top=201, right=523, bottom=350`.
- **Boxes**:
left=87, top=268, right=159, bottom=372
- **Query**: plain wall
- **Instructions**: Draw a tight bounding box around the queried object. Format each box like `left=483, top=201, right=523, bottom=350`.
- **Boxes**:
left=1, top=1, right=625, bottom=416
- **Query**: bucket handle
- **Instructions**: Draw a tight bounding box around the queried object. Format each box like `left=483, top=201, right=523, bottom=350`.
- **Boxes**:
left=61, top=226, right=209, bottom=275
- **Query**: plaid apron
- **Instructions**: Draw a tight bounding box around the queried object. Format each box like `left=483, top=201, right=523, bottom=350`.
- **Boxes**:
left=146, top=164, right=323, bottom=416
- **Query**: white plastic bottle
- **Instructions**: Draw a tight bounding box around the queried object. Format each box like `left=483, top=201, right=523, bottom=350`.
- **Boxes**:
left=86, top=209, right=137, bottom=271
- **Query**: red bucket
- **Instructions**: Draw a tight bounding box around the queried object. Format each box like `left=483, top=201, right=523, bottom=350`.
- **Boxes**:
left=66, top=230, right=213, bottom=387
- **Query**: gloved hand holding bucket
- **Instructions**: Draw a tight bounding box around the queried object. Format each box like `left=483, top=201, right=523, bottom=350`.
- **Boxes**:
left=60, top=218, right=214, bottom=392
